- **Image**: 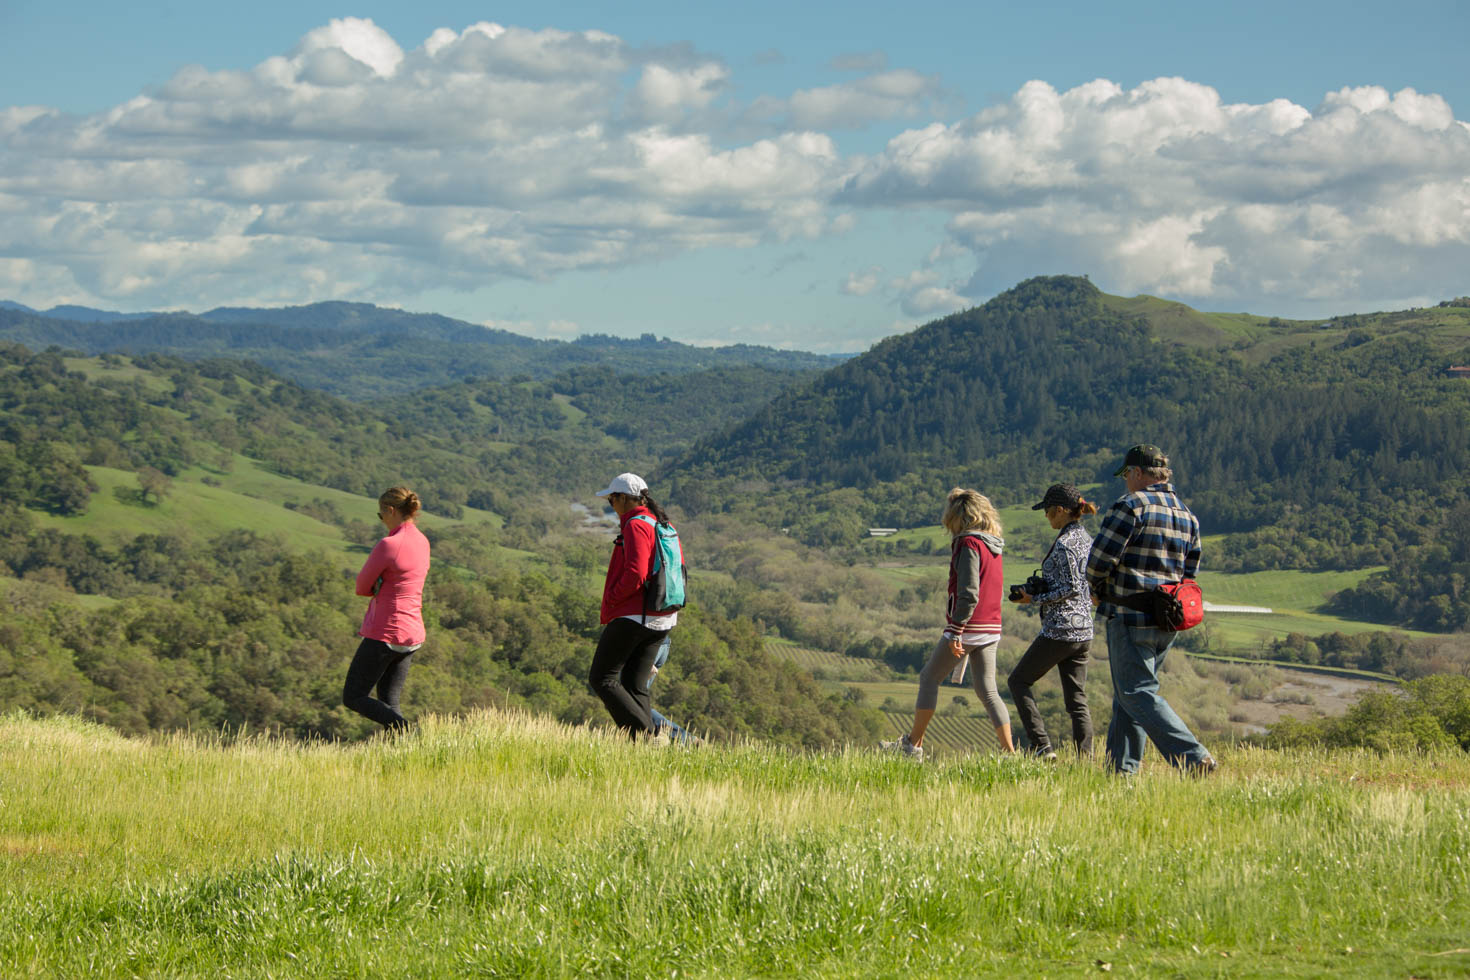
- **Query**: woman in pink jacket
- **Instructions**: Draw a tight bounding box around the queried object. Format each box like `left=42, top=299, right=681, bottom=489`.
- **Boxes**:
left=343, top=486, right=431, bottom=731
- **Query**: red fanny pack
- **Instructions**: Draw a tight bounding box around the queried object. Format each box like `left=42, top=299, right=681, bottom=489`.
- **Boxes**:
left=1112, top=578, right=1204, bottom=632
left=1158, top=578, right=1204, bottom=632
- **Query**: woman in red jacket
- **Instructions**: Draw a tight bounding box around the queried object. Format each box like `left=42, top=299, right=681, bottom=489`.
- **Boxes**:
left=589, top=472, right=680, bottom=739
left=343, top=486, right=430, bottom=732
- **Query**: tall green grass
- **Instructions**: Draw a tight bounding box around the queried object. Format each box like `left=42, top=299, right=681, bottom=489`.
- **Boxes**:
left=3, top=711, right=1467, bottom=977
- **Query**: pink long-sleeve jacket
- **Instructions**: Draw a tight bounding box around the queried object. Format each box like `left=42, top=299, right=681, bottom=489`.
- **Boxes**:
left=355, top=522, right=431, bottom=645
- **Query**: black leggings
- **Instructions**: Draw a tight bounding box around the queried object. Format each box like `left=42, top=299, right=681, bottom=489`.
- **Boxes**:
left=1007, top=635, right=1093, bottom=755
left=343, top=638, right=414, bottom=730
left=589, top=618, right=670, bottom=738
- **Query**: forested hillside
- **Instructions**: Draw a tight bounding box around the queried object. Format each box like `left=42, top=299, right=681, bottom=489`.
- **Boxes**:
left=681, top=277, right=1470, bottom=605
left=0, top=300, right=837, bottom=399
left=0, top=344, right=811, bottom=519
left=0, top=343, right=879, bottom=744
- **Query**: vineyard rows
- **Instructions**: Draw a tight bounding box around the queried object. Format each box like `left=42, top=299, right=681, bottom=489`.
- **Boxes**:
left=765, top=640, right=888, bottom=680
left=766, top=639, right=1003, bottom=754
left=877, top=710, right=1000, bottom=756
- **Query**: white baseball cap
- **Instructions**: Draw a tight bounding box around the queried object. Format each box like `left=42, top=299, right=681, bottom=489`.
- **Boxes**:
left=595, top=472, right=648, bottom=497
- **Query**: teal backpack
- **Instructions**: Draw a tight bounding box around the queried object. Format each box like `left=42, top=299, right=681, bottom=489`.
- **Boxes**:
left=631, top=514, right=687, bottom=620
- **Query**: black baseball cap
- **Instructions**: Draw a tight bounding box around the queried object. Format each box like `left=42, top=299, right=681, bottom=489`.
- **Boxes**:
left=1114, top=445, right=1168, bottom=476
left=1031, top=483, right=1083, bottom=510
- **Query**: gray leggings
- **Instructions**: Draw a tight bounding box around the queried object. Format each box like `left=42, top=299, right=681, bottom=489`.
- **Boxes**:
left=916, top=637, right=1009, bottom=728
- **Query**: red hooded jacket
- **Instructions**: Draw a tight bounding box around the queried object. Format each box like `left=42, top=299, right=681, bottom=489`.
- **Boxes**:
left=601, top=505, right=662, bottom=624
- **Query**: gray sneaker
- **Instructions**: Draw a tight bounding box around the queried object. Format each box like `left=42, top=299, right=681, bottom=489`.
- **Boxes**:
left=880, top=733, right=924, bottom=761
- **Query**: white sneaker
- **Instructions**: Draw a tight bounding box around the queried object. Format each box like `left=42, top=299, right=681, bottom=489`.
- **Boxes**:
left=880, top=734, right=924, bottom=761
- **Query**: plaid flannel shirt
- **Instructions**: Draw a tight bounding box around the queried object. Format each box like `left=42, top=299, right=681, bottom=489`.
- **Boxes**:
left=1086, top=482, right=1201, bottom=626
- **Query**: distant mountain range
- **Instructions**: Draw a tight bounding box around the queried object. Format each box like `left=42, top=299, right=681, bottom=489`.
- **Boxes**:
left=0, top=299, right=843, bottom=399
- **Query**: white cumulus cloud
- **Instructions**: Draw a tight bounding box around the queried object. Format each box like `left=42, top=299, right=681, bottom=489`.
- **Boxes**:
left=841, top=78, right=1470, bottom=309
left=295, top=18, right=405, bottom=78
left=0, top=22, right=1465, bottom=328
left=0, top=21, right=846, bottom=310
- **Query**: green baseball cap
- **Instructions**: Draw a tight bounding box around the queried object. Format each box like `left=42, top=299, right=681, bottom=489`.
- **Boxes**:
left=1114, top=444, right=1168, bottom=476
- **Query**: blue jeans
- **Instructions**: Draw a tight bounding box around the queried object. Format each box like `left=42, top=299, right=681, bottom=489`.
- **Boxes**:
left=1105, top=618, right=1210, bottom=773
left=645, top=636, right=692, bottom=743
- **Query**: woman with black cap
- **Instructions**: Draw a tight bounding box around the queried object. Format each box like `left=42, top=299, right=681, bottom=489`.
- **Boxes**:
left=1007, top=483, right=1098, bottom=758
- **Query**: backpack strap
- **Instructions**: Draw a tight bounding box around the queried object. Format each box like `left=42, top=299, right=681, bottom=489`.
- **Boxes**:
left=630, top=514, right=665, bottom=626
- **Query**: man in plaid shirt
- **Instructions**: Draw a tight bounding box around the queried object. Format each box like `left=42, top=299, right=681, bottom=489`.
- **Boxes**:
left=1087, top=445, right=1216, bottom=775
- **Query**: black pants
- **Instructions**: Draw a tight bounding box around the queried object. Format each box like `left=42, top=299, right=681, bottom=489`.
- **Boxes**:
left=589, top=618, right=669, bottom=738
left=343, top=638, right=414, bottom=730
left=1007, top=635, right=1093, bottom=755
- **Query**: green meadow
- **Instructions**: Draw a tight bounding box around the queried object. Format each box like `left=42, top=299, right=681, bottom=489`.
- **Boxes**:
left=29, top=462, right=367, bottom=557
left=3, top=711, right=1468, bottom=978
left=28, top=458, right=504, bottom=563
left=1191, top=567, right=1431, bottom=649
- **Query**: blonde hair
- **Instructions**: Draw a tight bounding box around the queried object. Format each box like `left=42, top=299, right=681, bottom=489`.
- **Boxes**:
left=379, top=486, right=421, bottom=519
left=942, top=487, right=1002, bottom=537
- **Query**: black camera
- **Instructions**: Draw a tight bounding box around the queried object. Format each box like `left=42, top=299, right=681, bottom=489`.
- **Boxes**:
left=1008, top=571, right=1048, bottom=602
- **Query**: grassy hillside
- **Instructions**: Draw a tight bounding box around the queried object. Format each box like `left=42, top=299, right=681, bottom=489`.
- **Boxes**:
left=1097, top=292, right=1273, bottom=346
left=3, top=712, right=1467, bottom=977
left=1102, top=291, right=1470, bottom=360
left=4, top=324, right=1463, bottom=751
left=28, top=458, right=501, bottom=562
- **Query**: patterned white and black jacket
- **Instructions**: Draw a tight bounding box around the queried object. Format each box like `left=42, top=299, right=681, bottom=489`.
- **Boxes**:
left=1033, top=521, right=1095, bottom=642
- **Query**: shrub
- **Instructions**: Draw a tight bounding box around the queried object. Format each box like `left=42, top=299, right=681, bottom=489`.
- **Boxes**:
left=1261, top=675, right=1470, bottom=752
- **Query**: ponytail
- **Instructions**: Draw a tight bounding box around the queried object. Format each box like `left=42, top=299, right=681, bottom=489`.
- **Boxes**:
left=1071, top=498, right=1098, bottom=519
left=639, top=489, right=671, bottom=524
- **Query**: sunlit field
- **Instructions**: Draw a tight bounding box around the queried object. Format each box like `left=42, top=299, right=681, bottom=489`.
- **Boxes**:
left=4, top=711, right=1468, bottom=978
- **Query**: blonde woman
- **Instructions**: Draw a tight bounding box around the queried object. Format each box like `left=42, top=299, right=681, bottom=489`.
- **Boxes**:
left=883, top=488, right=1015, bottom=761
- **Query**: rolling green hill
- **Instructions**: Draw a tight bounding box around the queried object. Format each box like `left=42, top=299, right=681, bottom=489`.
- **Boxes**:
left=1, top=342, right=822, bottom=524
left=0, top=300, right=838, bottom=399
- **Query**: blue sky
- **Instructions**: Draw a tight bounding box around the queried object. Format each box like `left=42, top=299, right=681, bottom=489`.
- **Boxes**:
left=2, top=0, right=1467, bottom=350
